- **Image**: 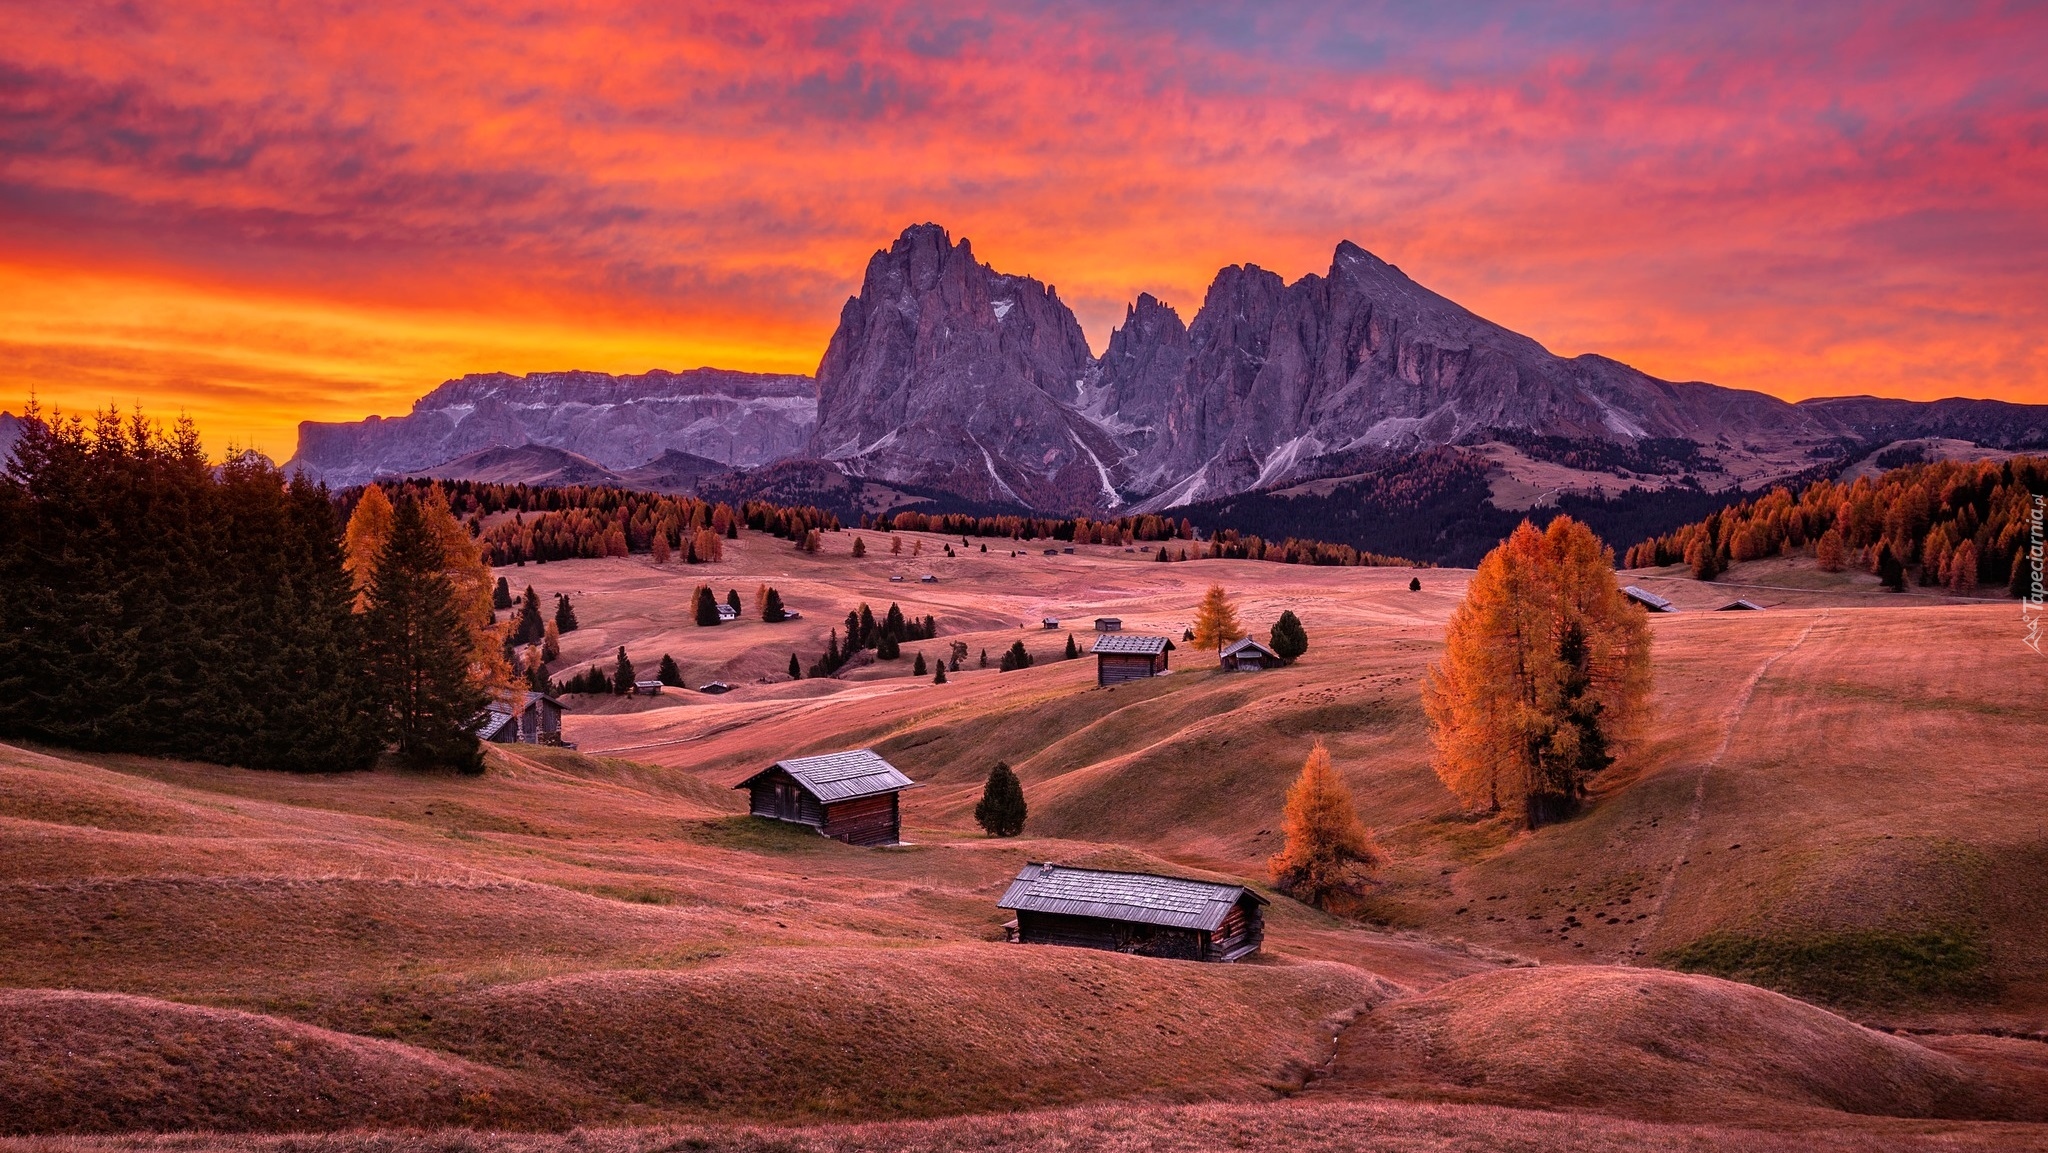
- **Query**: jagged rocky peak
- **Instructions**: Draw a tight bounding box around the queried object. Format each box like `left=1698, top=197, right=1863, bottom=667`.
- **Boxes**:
left=808, top=223, right=1126, bottom=512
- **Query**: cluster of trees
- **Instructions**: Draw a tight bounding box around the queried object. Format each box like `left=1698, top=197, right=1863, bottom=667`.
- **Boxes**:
left=354, top=479, right=839, bottom=566
left=1425, top=517, right=1653, bottom=827
left=0, top=409, right=505, bottom=774
left=554, top=648, right=684, bottom=695
left=804, top=602, right=939, bottom=676
left=1621, top=456, right=2045, bottom=594
left=1189, top=585, right=1309, bottom=662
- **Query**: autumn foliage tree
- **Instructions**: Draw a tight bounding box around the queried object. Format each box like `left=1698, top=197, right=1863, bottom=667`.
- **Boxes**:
left=1268, top=741, right=1380, bottom=907
left=1424, top=517, right=1653, bottom=828
left=1191, top=584, right=1245, bottom=651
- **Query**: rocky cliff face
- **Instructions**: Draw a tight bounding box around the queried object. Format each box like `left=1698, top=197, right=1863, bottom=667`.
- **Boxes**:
left=1098, top=242, right=1829, bottom=508
left=808, top=224, right=1127, bottom=512
left=285, top=368, right=814, bottom=487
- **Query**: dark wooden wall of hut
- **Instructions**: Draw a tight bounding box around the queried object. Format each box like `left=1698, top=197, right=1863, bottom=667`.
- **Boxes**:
left=747, top=769, right=826, bottom=826
left=1014, top=910, right=1205, bottom=960
left=1096, top=653, right=1162, bottom=686
left=820, top=793, right=900, bottom=846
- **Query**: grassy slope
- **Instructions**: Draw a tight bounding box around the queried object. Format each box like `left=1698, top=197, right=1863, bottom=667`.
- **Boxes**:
left=4, top=536, right=2046, bottom=1142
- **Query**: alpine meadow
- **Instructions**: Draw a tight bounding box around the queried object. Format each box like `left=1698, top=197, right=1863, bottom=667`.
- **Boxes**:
left=3, top=5, right=2048, bottom=1152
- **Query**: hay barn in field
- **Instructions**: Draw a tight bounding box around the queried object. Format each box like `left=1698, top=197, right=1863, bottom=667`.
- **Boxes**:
left=734, top=749, right=916, bottom=846
left=476, top=691, right=566, bottom=745
left=998, top=863, right=1265, bottom=962
left=1091, top=633, right=1169, bottom=686
left=1219, top=636, right=1280, bottom=671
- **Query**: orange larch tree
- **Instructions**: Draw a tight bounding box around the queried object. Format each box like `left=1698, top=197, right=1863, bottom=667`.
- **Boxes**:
left=1268, top=741, right=1381, bottom=907
left=1423, top=516, right=1653, bottom=828
left=1191, top=584, right=1246, bottom=651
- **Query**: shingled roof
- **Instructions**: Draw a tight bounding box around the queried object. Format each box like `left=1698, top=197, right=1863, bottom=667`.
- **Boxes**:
left=997, top=863, right=1264, bottom=932
left=735, top=748, right=916, bottom=803
left=1091, top=634, right=1169, bottom=656
left=1221, top=636, right=1279, bottom=659
left=1622, top=585, right=1675, bottom=612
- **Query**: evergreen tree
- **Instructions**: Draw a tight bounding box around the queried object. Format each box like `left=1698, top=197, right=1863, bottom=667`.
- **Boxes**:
left=973, top=761, right=1027, bottom=837
left=658, top=653, right=685, bottom=688
left=614, top=646, right=635, bottom=693
left=259, top=473, right=383, bottom=772
left=1409, top=576, right=1422, bottom=592
left=1877, top=543, right=1907, bottom=591
left=364, top=494, right=487, bottom=773
left=853, top=536, right=867, bottom=557
left=922, top=614, right=937, bottom=639
left=1267, top=742, right=1379, bottom=907
left=999, top=640, right=1033, bottom=671
left=726, top=588, right=742, bottom=615
left=492, top=576, right=513, bottom=610
left=1064, top=634, right=1080, bottom=659
left=516, top=585, right=545, bottom=645
left=913, top=651, right=927, bottom=675
left=979, top=648, right=988, bottom=668
left=763, top=587, right=787, bottom=622
left=789, top=653, right=802, bottom=679
left=934, top=663, right=947, bottom=684
left=877, top=633, right=901, bottom=660
left=694, top=585, right=721, bottom=626
left=554, top=593, right=580, bottom=632
left=1269, top=610, right=1308, bottom=663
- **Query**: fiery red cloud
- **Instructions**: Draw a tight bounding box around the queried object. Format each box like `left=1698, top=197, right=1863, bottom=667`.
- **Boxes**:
left=1, top=2, right=2043, bottom=455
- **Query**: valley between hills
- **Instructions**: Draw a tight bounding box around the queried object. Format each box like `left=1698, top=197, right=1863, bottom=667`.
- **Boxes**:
left=4, top=528, right=2046, bottom=1150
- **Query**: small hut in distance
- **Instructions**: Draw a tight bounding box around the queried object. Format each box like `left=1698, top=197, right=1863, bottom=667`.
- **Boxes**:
left=734, top=749, right=916, bottom=846
left=1219, top=637, right=1280, bottom=671
left=997, top=863, right=1265, bottom=962
left=1623, top=586, right=1676, bottom=613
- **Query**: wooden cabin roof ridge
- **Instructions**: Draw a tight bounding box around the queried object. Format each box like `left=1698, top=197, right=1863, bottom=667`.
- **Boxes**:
left=996, top=862, right=1264, bottom=932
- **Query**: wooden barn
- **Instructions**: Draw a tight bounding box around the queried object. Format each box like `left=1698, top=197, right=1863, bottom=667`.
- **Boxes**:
left=1094, top=617, right=1123, bottom=632
left=1219, top=636, right=1280, bottom=671
left=476, top=691, right=567, bottom=745
left=997, top=863, right=1266, bottom=962
left=733, top=749, right=916, bottom=846
left=1091, top=633, right=1169, bottom=685
left=1623, top=585, right=1676, bottom=612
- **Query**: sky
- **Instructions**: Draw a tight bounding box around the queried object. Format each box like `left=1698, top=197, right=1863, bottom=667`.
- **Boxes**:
left=2, top=1, right=2044, bottom=458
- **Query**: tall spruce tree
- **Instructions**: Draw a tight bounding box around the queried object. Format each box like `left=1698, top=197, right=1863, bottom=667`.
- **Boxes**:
left=517, top=585, right=545, bottom=644
left=554, top=593, right=580, bottom=632
left=614, top=647, right=635, bottom=692
left=364, top=494, right=487, bottom=773
left=492, top=576, right=513, bottom=610
left=973, top=762, right=1027, bottom=837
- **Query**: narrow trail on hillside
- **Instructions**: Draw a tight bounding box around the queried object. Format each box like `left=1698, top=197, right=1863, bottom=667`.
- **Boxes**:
left=1622, top=611, right=1827, bottom=966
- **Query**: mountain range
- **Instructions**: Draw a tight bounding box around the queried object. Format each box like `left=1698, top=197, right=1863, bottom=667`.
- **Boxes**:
left=277, top=223, right=2048, bottom=529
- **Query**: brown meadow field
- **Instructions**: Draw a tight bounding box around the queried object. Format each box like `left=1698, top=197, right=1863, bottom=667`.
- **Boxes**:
left=4, top=528, right=2045, bottom=1149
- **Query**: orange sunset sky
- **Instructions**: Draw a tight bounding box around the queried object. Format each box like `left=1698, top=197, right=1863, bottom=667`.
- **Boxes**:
left=2, top=2, right=2044, bottom=458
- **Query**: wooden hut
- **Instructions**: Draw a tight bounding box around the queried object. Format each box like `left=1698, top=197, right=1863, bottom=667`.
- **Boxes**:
left=1219, top=636, right=1280, bottom=671
left=733, top=749, right=916, bottom=846
left=1623, top=585, right=1676, bottom=613
left=1716, top=598, right=1766, bottom=611
left=1094, top=617, right=1123, bottom=632
left=476, top=691, right=567, bottom=745
left=997, top=863, right=1265, bottom=962
left=1091, top=634, right=1169, bottom=685
left=633, top=679, right=665, bottom=696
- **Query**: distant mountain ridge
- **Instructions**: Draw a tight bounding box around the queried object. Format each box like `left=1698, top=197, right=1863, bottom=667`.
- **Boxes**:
left=285, top=368, right=813, bottom=487
left=282, top=224, right=2048, bottom=523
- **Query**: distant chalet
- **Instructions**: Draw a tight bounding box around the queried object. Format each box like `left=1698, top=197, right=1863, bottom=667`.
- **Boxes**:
left=735, top=749, right=916, bottom=846
left=1091, top=634, right=1170, bottom=686
left=1219, top=636, right=1280, bottom=671
left=1623, top=585, right=1676, bottom=613
left=476, top=691, right=566, bottom=746
left=998, top=863, right=1266, bottom=962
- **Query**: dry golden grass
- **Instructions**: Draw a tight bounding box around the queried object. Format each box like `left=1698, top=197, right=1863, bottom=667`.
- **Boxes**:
left=1315, top=965, right=2047, bottom=1122
left=4, top=531, right=2045, bottom=1145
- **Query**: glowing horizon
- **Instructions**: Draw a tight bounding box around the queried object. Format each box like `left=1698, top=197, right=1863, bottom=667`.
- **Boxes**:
left=3, top=2, right=2044, bottom=458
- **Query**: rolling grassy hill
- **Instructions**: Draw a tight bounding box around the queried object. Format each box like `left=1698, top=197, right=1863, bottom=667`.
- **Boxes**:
left=3, top=532, right=2045, bottom=1147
